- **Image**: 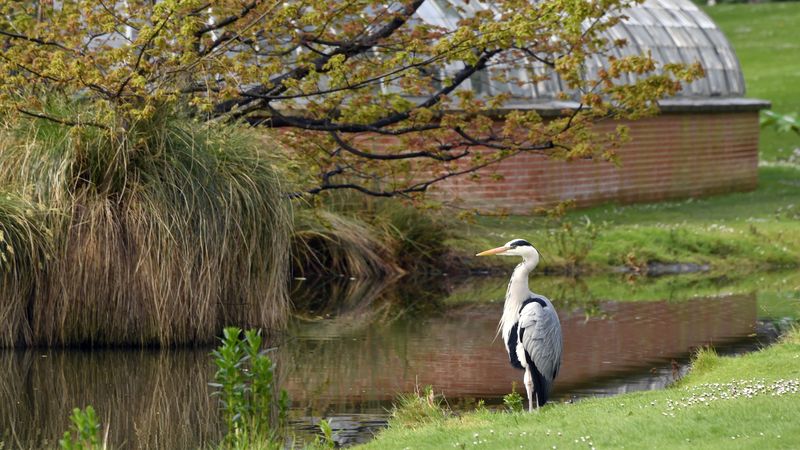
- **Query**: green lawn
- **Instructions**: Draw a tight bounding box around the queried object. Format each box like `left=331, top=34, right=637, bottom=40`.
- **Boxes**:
left=451, top=165, right=800, bottom=274
left=358, top=330, right=800, bottom=450
left=703, top=3, right=800, bottom=162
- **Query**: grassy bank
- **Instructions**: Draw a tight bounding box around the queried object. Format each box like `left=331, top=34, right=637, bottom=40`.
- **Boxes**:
left=451, top=165, right=800, bottom=274
left=358, top=328, right=800, bottom=449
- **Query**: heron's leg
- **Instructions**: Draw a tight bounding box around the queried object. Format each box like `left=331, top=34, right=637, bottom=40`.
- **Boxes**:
left=523, top=367, right=534, bottom=412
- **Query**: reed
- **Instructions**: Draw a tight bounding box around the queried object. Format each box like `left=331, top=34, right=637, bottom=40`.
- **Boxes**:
left=0, top=106, right=291, bottom=346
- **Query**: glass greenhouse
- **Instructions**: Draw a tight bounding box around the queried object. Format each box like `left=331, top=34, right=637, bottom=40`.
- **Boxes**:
left=414, top=0, right=748, bottom=107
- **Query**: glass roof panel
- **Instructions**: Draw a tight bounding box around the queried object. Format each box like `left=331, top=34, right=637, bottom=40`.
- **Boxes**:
left=416, top=0, right=745, bottom=101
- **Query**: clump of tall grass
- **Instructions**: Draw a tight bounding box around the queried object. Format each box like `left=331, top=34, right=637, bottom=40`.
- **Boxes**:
left=292, top=209, right=402, bottom=278
left=0, top=192, right=50, bottom=347
left=689, top=346, right=721, bottom=376
left=0, top=105, right=291, bottom=346
left=389, top=385, right=449, bottom=429
left=371, top=202, right=452, bottom=274
left=291, top=198, right=452, bottom=278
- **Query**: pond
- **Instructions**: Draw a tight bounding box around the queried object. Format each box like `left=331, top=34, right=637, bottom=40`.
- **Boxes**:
left=1, top=272, right=798, bottom=448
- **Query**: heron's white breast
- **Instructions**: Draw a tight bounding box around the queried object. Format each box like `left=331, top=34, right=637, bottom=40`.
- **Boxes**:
left=515, top=341, right=528, bottom=369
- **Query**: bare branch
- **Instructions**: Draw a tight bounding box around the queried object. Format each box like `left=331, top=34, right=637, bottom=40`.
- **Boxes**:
left=16, top=108, right=110, bottom=130
left=215, top=0, right=428, bottom=115
left=330, top=131, right=469, bottom=161
left=453, top=128, right=558, bottom=153
left=0, top=28, right=79, bottom=54
left=194, top=1, right=261, bottom=37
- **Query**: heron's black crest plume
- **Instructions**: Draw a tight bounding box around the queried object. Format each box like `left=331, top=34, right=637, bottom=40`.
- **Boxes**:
left=509, top=239, right=533, bottom=248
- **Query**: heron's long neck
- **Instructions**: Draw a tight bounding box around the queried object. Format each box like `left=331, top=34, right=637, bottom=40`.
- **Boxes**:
left=500, top=256, right=537, bottom=339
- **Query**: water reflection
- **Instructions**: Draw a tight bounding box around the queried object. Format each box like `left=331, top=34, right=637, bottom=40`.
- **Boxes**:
left=281, top=292, right=757, bottom=405
left=0, top=349, right=220, bottom=449
left=1, top=273, right=795, bottom=448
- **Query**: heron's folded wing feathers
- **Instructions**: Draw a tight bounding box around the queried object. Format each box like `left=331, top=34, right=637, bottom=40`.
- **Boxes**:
left=518, top=298, right=563, bottom=383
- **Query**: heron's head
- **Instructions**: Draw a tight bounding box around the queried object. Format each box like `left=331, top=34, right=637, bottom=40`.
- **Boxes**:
left=475, top=239, right=540, bottom=262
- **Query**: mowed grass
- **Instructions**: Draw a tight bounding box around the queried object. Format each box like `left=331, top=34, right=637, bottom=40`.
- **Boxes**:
left=703, top=2, right=800, bottom=162
left=452, top=165, right=800, bottom=274
left=358, top=329, right=800, bottom=450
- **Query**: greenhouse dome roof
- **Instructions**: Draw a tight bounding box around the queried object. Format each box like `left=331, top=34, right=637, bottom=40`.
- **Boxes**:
left=414, top=0, right=755, bottom=109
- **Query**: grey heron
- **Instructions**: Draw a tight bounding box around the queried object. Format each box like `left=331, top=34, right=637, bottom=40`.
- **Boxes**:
left=476, top=239, right=563, bottom=412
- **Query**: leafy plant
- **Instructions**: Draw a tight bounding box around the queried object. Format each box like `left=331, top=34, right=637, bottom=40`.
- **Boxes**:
left=59, top=406, right=104, bottom=450
left=210, top=327, right=289, bottom=449
left=761, top=110, right=800, bottom=136
left=317, top=419, right=336, bottom=449
left=503, top=382, right=524, bottom=413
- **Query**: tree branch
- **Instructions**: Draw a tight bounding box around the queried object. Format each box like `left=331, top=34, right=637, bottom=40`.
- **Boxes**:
left=0, top=29, right=79, bottom=54
left=115, top=12, right=173, bottom=99
left=194, top=0, right=261, bottom=37
left=330, top=131, right=469, bottom=161
left=214, top=0, right=427, bottom=115
left=16, top=108, right=110, bottom=130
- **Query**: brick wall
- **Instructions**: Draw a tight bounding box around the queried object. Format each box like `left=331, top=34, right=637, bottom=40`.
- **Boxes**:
left=428, top=111, right=760, bottom=213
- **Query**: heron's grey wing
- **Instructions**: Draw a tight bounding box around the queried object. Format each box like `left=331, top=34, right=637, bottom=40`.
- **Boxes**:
left=518, top=297, right=563, bottom=387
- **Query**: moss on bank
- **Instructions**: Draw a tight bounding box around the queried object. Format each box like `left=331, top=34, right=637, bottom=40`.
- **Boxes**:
left=358, top=328, right=800, bottom=449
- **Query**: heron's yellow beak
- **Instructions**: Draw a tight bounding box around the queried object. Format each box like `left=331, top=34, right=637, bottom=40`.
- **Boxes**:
left=475, top=246, right=509, bottom=257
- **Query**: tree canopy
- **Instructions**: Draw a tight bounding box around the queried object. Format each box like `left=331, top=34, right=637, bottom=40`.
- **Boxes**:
left=0, top=0, right=702, bottom=198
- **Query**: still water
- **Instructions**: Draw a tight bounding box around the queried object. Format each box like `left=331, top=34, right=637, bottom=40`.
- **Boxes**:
left=1, top=273, right=797, bottom=448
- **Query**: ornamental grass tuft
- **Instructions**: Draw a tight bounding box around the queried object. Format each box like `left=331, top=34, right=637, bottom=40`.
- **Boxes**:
left=0, top=105, right=291, bottom=346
